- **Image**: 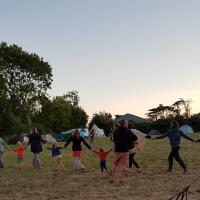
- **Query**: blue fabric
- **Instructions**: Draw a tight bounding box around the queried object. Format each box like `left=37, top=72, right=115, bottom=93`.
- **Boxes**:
left=168, top=129, right=182, bottom=148
left=51, top=148, right=61, bottom=157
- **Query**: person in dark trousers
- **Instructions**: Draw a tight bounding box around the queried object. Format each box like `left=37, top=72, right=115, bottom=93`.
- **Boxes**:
left=64, top=129, right=91, bottom=172
left=128, top=140, right=141, bottom=172
left=129, top=152, right=139, bottom=169
left=153, top=120, right=197, bottom=173
left=28, top=128, right=45, bottom=170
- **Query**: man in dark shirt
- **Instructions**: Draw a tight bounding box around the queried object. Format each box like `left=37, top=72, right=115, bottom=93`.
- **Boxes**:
left=111, top=120, right=136, bottom=181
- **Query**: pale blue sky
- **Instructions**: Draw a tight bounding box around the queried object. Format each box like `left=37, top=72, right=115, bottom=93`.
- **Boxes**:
left=1, top=0, right=200, bottom=117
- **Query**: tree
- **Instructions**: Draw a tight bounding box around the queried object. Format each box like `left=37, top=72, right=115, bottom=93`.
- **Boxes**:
left=37, top=93, right=88, bottom=133
left=89, top=111, right=113, bottom=135
left=37, top=96, right=72, bottom=133
left=0, top=42, right=53, bottom=121
left=64, top=90, right=80, bottom=107
left=70, top=106, right=88, bottom=128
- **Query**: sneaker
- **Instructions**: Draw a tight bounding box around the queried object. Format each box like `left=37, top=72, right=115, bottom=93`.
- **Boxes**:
left=184, top=168, right=188, bottom=174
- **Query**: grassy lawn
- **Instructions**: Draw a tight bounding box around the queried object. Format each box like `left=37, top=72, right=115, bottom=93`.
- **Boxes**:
left=1, top=134, right=200, bottom=200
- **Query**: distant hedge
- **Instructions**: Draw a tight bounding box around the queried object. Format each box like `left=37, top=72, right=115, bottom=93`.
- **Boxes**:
left=128, top=115, right=200, bottom=134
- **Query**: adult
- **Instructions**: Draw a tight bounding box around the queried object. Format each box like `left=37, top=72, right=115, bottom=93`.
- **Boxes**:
left=111, top=120, right=137, bottom=181
left=28, top=128, right=45, bottom=170
left=153, top=120, right=197, bottom=173
left=64, top=129, right=91, bottom=172
left=0, top=135, right=9, bottom=168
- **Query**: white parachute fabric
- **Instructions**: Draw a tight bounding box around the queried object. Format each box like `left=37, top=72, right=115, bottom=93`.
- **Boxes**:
left=42, top=134, right=57, bottom=143
left=130, top=129, right=146, bottom=152
left=131, top=129, right=147, bottom=139
left=180, top=125, right=194, bottom=135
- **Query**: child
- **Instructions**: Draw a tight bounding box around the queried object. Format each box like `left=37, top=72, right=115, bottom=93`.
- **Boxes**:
left=92, top=148, right=112, bottom=173
left=10, top=141, right=27, bottom=168
left=129, top=141, right=140, bottom=172
left=0, top=136, right=9, bottom=168
left=46, top=142, right=65, bottom=171
left=64, top=129, right=91, bottom=172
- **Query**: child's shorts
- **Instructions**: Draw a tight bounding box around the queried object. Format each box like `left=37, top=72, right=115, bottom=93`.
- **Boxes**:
left=55, top=155, right=62, bottom=160
left=16, top=157, right=23, bottom=164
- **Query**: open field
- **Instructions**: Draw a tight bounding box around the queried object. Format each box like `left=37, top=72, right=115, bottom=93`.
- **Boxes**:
left=1, top=134, right=200, bottom=200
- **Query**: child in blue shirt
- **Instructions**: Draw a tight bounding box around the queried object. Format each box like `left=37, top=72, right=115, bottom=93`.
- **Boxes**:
left=47, top=142, right=65, bottom=171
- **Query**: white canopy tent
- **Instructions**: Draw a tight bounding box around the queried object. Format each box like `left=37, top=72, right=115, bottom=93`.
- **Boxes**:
left=90, top=124, right=104, bottom=136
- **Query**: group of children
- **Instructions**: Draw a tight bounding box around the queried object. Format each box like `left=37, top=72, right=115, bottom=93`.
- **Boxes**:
left=0, top=129, right=116, bottom=174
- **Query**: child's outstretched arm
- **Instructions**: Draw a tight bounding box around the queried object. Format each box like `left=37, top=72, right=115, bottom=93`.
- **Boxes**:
left=92, top=149, right=99, bottom=155
left=105, top=148, right=112, bottom=154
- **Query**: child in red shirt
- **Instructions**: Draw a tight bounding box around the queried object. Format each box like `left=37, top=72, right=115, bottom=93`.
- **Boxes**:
left=10, top=141, right=27, bottom=168
left=92, top=148, right=112, bottom=173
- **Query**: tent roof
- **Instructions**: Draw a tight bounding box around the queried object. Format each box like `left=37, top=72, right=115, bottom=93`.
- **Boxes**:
left=114, top=113, right=150, bottom=123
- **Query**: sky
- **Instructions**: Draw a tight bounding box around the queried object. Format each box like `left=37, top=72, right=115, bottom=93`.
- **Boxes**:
left=0, top=0, right=200, bottom=118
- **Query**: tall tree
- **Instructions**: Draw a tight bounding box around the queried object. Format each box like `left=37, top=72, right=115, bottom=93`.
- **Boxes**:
left=0, top=42, right=53, bottom=121
left=0, top=42, right=52, bottom=135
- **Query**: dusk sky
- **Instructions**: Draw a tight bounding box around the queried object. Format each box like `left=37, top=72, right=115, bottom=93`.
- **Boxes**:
left=1, top=0, right=200, bottom=118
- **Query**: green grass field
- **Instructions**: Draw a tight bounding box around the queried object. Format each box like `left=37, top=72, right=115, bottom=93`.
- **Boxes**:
left=1, top=134, right=200, bottom=200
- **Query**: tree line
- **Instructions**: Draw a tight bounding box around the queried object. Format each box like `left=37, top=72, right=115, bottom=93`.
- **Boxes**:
left=146, top=99, right=192, bottom=121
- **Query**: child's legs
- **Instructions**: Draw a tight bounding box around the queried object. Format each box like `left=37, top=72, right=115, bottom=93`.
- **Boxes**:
left=100, top=160, right=104, bottom=172
left=129, top=154, right=133, bottom=168
left=100, top=160, right=106, bottom=172
left=57, top=157, right=65, bottom=171
left=17, top=157, right=23, bottom=168
left=131, top=153, right=139, bottom=169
